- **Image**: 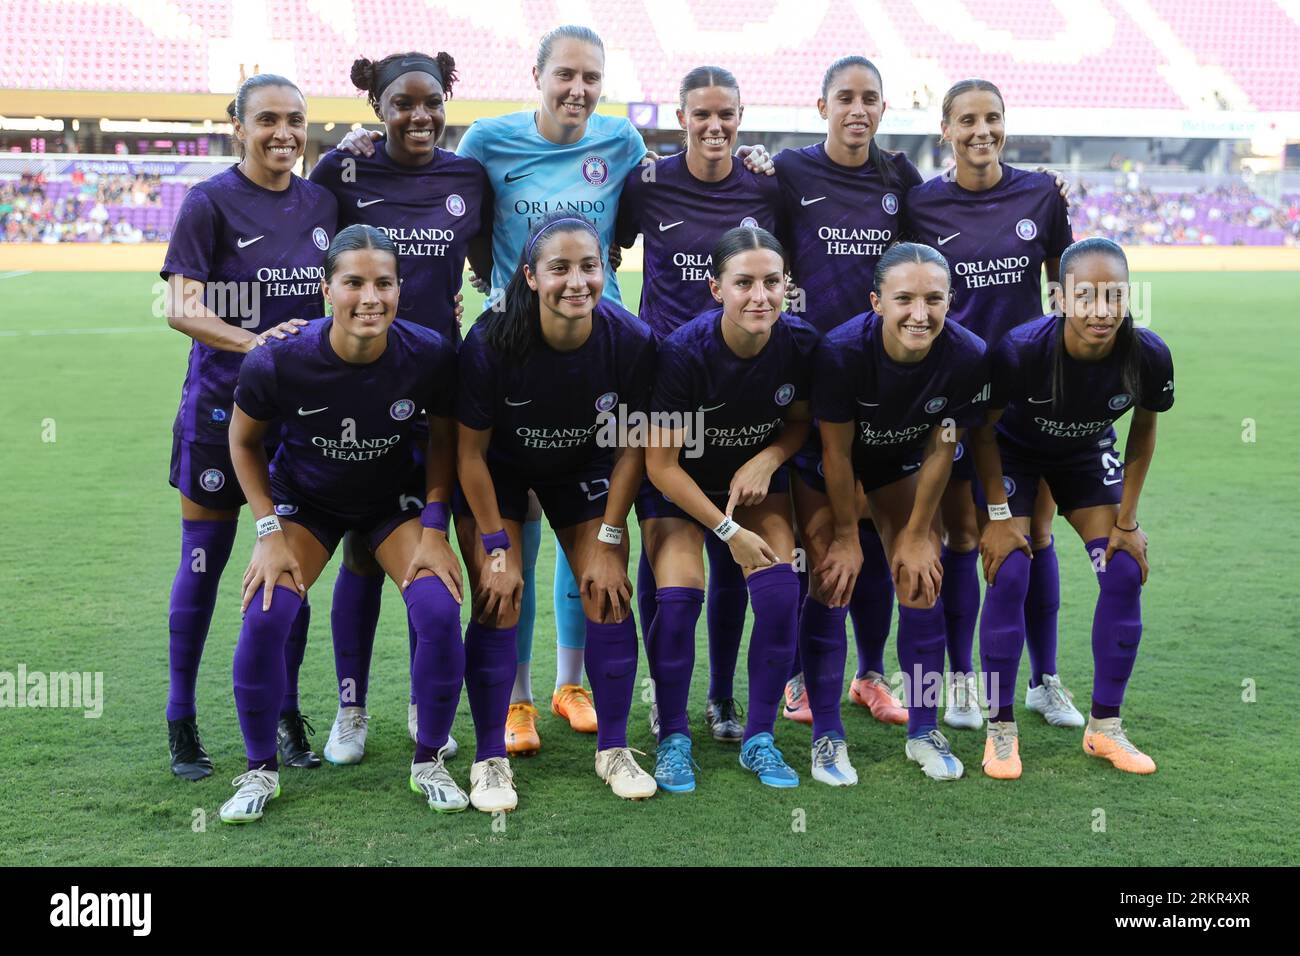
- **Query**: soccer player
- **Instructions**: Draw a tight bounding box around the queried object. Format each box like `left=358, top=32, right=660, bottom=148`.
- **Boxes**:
left=639, top=226, right=818, bottom=793
left=309, top=50, right=491, bottom=765
left=971, top=238, right=1173, bottom=779
left=775, top=56, right=923, bottom=731
left=903, top=79, right=1075, bottom=732
left=615, top=65, right=784, bottom=744
left=220, top=225, right=466, bottom=823
left=162, top=74, right=337, bottom=780
left=455, top=212, right=658, bottom=805
left=814, top=242, right=990, bottom=782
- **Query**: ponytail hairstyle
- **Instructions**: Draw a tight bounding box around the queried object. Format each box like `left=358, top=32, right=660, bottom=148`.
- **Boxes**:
left=1050, top=237, right=1139, bottom=410
left=350, top=51, right=459, bottom=116
left=940, top=78, right=1005, bottom=149
left=324, top=223, right=400, bottom=282
left=480, top=211, right=602, bottom=362
left=711, top=224, right=787, bottom=279
left=871, top=240, right=951, bottom=296
left=679, top=64, right=740, bottom=110
left=227, top=73, right=304, bottom=160
left=536, top=24, right=604, bottom=73
left=821, top=56, right=898, bottom=188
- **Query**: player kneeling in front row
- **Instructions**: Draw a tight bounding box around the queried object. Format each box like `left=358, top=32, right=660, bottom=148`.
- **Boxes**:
left=971, top=237, right=1173, bottom=779
left=455, top=212, right=658, bottom=806
left=814, top=242, right=991, bottom=782
left=220, top=225, right=468, bottom=823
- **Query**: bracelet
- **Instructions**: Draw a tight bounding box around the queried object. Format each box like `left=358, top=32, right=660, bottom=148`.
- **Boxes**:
left=255, top=515, right=282, bottom=538
left=1115, top=522, right=1139, bottom=532
left=481, top=529, right=511, bottom=553
left=420, top=501, right=449, bottom=532
left=987, top=502, right=1012, bottom=521
left=713, top=516, right=740, bottom=542
left=597, top=523, right=624, bottom=545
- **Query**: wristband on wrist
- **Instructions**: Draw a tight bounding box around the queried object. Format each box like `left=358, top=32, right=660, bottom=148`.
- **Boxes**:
left=420, top=501, right=449, bottom=532
left=480, top=529, right=510, bottom=554
left=255, top=515, right=282, bottom=538
left=1115, top=521, right=1139, bottom=532
left=713, top=516, right=740, bottom=542
left=597, top=523, right=624, bottom=545
left=987, top=502, right=1012, bottom=521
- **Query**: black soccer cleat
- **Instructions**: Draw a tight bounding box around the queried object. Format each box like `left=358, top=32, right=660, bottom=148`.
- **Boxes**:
left=277, top=711, right=322, bottom=769
left=704, top=697, right=745, bottom=743
left=169, top=716, right=214, bottom=781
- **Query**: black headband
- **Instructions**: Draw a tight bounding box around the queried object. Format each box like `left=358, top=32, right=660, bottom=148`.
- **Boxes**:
left=375, top=55, right=444, bottom=100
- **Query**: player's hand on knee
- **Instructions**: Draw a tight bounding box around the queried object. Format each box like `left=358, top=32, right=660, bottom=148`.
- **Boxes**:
left=475, top=564, right=522, bottom=625
left=241, top=535, right=304, bottom=613
left=815, top=530, right=863, bottom=608
left=403, top=535, right=464, bottom=604
left=729, top=528, right=778, bottom=572
left=1105, top=525, right=1149, bottom=584
left=892, top=531, right=941, bottom=607
left=338, top=127, right=381, bottom=156
left=582, top=549, right=631, bottom=624
left=980, top=520, right=1032, bottom=586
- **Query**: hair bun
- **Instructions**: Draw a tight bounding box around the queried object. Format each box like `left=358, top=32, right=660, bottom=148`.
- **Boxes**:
left=350, top=57, right=375, bottom=91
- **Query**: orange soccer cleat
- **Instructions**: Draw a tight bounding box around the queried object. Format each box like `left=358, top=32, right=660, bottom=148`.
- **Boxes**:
left=850, top=672, right=908, bottom=725
left=505, top=702, right=541, bottom=757
left=782, top=674, right=813, bottom=725
left=551, top=684, right=598, bottom=734
left=1083, top=717, right=1156, bottom=774
left=982, top=721, right=1023, bottom=780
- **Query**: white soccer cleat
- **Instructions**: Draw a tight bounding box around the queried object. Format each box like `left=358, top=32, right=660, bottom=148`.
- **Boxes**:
left=810, top=735, right=858, bottom=787
left=595, top=747, right=658, bottom=801
left=1025, top=674, right=1086, bottom=728
left=410, top=748, right=469, bottom=813
left=943, top=672, right=984, bottom=730
left=469, top=757, right=518, bottom=813
left=323, top=706, right=369, bottom=765
left=408, top=702, right=459, bottom=758
left=219, top=768, right=280, bottom=824
left=905, top=729, right=965, bottom=781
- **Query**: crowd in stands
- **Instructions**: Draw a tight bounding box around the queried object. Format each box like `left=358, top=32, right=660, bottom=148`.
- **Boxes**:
left=0, top=171, right=167, bottom=243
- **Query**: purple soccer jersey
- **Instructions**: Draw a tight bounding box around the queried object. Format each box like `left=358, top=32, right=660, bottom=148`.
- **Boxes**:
left=162, top=166, right=338, bottom=443
left=234, top=318, right=456, bottom=519
left=616, top=154, right=784, bottom=340
left=456, top=301, right=657, bottom=481
left=774, top=144, right=922, bottom=334
left=904, top=164, right=1072, bottom=346
left=990, top=314, right=1175, bottom=459
left=651, top=309, right=819, bottom=494
left=812, top=311, right=990, bottom=474
left=309, top=146, right=491, bottom=339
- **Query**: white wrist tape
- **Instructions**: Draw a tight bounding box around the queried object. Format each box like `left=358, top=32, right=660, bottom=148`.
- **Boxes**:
left=987, top=502, right=1013, bottom=521
left=597, top=523, right=624, bottom=545
left=713, top=517, right=740, bottom=541
left=256, top=515, right=283, bottom=538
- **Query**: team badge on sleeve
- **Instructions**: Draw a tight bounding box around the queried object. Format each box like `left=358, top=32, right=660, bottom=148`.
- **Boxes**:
left=390, top=399, right=416, bottom=421
left=925, top=396, right=948, bottom=414
left=581, top=155, right=609, bottom=186
left=774, top=384, right=795, bottom=406
left=882, top=193, right=899, bottom=215
left=199, top=468, right=225, bottom=492
left=1015, top=218, right=1038, bottom=240
left=1108, top=393, right=1132, bottom=411
left=595, top=391, right=618, bottom=413
left=446, top=194, right=466, bottom=217
left=313, top=227, right=329, bottom=250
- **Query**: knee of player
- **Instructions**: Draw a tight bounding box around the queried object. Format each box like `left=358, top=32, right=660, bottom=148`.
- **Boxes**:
left=1099, top=549, right=1144, bottom=594
left=341, top=531, right=382, bottom=575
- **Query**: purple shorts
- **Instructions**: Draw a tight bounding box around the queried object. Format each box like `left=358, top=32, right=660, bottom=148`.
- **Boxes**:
left=170, top=437, right=246, bottom=511
left=974, top=441, right=1124, bottom=518
left=634, top=469, right=791, bottom=527
left=792, top=449, right=922, bottom=496
left=270, top=466, right=425, bottom=554
left=949, top=436, right=976, bottom=482
left=453, top=462, right=612, bottom=530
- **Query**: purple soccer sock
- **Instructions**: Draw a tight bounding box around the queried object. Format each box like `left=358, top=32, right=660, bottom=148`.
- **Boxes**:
left=404, top=577, right=465, bottom=762
left=464, top=621, right=516, bottom=761
left=636, top=549, right=658, bottom=651
left=849, top=522, right=894, bottom=678
left=742, top=564, right=800, bottom=740
left=646, top=587, right=703, bottom=741
left=1087, top=538, right=1143, bottom=719
left=233, top=585, right=303, bottom=771
left=1025, top=537, right=1061, bottom=687
left=585, top=617, right=639, bottom=751
left=330, top=566, right=383, bottom=708
left=898, top=601, right=948, bottom=737
left=978, top=550, right=1031, bottom=723
left=799, top=597, right=850, bottom=740
left=280, top=600, right=310, bottom=716
left=166, top=518, right=237, bottom=721
left=940, top=545, right=980, bottom=674
left=704, top=532, right=747, bottom=699
left=407, top=613, right=418, bottom=705
left=790, top=565, right=809, bottom=679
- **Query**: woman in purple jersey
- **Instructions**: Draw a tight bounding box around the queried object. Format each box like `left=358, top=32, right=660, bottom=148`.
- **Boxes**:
left=219, top=225, right=467, bottom=823
left=455, top=212, right=658, bottom=808
left=777, top=56, right=922, bottom=733
left=615, top=65, right=785, bottom=746
left=971, top=238, right=1173, bottom=780
left=639, top=226, right=817, bottom=794
left=308, top=49, right=492, bottom=769
left=905, top=79, right=1077, bottom=735
left=815, top=243, right=990, bottom=783
left=161, top=74, right=336, bottom=781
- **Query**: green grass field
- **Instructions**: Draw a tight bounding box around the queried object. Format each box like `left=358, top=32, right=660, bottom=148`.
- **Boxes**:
left=1, top=269, right=1297, bottom=866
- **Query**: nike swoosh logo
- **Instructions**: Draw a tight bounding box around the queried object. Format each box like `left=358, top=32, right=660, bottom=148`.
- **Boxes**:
left=356, top=198, right=384, bottom=208
left=504, top=171, right=532, bottom=184
left=937, top=232, right=961, bottom=246
left=659, top=221, right=684, bottom=231
left=903, top=463, right=921, bottom=471
left=237, top=236, right=264, bottom=248
left=298, top=406, right=328, bottom=416
left=800, top=196, right=826, bottom=206
left=856, top=400, right=880, bottom=407
left=504, top=398, right=531, bottom=407
left=1028, top=397, right=1052, bottom=404
left=698, top=402, right=726, bottom=412
left=1102, top=475, right=1123, bottom=486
